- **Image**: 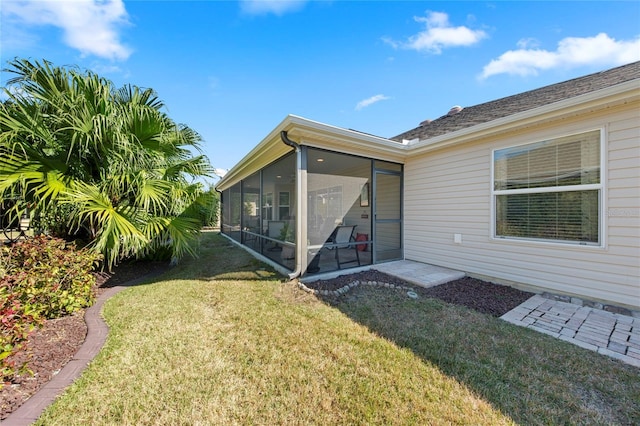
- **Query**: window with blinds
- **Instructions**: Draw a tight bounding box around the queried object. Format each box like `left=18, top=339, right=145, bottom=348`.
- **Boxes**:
left=493, top=130, right=601, bottom=245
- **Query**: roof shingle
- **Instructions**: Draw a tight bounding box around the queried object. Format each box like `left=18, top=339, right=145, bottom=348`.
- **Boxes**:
left=392, top=61, right=640, bottom=142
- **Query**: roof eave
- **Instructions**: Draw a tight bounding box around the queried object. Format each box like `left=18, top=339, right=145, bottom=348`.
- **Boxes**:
left=286, top=115, right=407, bottom=162
left=216, top=115, right=405, bottom=191
left=215, top=116, right=293, bottom=191
left=409, top=79, right=640, bottom=155
left=217, top=78, right=639, bottom=191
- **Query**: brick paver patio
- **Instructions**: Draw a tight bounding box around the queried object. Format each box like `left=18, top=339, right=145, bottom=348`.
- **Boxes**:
left=501, top=295, right=640, bottom=368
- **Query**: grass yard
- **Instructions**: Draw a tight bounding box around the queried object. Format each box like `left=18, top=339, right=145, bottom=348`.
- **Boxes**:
left=37, top=232, right=640, bottom=425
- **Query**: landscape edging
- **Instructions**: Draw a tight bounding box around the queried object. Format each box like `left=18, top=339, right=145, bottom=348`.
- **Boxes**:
left=297, top=279, right=414, bottom=297
left=2, top=268, right=168, bottom=426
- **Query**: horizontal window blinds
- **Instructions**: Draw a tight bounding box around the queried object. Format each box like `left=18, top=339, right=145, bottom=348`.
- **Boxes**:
left=495, top=130, right=600, bottom=190
left=494, top=130, right=601, bottom=245
left=496, top=191, right=599, bottom=243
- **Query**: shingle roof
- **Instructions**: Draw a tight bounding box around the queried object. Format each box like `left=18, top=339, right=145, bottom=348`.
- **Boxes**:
left=392, top=61, right=640, bottom=142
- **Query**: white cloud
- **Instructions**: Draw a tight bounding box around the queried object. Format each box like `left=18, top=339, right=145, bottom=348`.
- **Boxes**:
left=355, top=94, right=390, bottom=111
left=240, top=0, right=306, bottom=16
left=91, top=63, right=123, bottom=75
left=384, top=11, right=487, bottom=54
left=214, top=168, right=228, bottom=178
left=2, top=0, right=132, bottom=61
left=516, top=38, right=540, bottom=49
left=481, top=33, right=640, bottom=79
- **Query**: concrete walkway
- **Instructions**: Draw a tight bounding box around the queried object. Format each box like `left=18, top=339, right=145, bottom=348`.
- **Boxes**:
left=501, top=295, right=640, bottom=368
left=372, top=260, right=465, bottom=288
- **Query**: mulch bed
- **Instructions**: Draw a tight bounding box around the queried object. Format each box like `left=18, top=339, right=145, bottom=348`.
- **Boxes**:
left=1, top=265, right=533, bottom=420
left=0, top=313, right=87, bottom=420
left=303, top=270, right=534, bottom=317
left=0, top=260, right=167, bottom=420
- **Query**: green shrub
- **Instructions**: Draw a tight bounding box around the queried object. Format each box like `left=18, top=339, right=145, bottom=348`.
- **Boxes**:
left=31, top=203, right=78, bottom=240
left=0, top=286, right=41, bottom=382
left=2, top=236, right=102, bottom=319
left=0, top=236, right=101, bottom=385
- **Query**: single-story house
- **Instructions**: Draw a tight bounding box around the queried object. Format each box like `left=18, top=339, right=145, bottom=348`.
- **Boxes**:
left=216, top=61, right=640, bottom=311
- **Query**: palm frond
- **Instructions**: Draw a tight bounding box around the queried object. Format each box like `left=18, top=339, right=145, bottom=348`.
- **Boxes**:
left=162, top=155, right=214, bottom=181
left=2, top=58, right=213, bottom=266
left=134, top=172, right=172, bottom=214
left=65, top=182, right=148, bottom=268
left=141, top=215, right=201, bottom=263
left=0, top=146, right=71, bottom=212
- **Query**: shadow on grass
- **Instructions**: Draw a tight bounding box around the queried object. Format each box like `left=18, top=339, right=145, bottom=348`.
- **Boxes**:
left=153, top=232, right=639, bottom=424
left=96, top=233, right=283, bottom=297
left=160, top=232, right=285, bottom=284
left=320, top=284, right=640, bottom=425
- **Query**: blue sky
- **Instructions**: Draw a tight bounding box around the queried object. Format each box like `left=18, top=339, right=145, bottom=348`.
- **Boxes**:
left=2, top=1, right=639, bottom=183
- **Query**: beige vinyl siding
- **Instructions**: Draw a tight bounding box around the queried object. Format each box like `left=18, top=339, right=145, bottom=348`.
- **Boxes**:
left=606, top=109, right=640, bottom=308
left=404, top=105, right=640, bottom=309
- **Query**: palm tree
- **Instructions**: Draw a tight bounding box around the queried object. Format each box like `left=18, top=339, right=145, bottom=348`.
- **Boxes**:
left=0, top=58, right=215, bottom=268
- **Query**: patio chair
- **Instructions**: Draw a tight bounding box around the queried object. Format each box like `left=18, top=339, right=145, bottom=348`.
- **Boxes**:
left=333, top=225, right=360, bottom=269
left=266, top=220, right=286, bottom=251
left=242, top=217, right=260, bottom=246
left=316, top=216, right=337, bottom=243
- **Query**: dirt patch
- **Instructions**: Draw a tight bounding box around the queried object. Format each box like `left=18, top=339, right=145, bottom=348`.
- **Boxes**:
left=0, top=313, right=87, bottom=419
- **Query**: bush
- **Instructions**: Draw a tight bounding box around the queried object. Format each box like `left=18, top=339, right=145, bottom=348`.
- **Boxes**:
left=31, top=203, right=78, bottom=240
left=0, top=286, right=40, bottom=381
left=1, top=236, right=102, bottom=319
left=0, top=236, right=101, bottom=385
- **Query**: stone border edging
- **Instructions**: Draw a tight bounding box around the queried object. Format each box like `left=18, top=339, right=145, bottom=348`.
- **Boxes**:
left=541, top=292, right=639, bottom=318
left=297, top=279, right=414, bottom=297
left=3, top=268, right=169, bottom=426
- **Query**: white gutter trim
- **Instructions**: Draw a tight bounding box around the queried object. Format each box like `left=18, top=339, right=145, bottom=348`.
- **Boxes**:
left=215, top=116, right=294, bottom=191
left=216, top=114, right=406, bottom=190
left=286, top=114, right=404, bottom=148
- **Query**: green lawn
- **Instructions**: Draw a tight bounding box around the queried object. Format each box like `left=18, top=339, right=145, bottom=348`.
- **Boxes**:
left=37, top=232, right=640, bottom=425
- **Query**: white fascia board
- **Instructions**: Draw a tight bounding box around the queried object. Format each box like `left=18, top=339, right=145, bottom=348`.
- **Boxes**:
left=216, top=115, right=407, bottom=191
left=215, top=115, right=296, bottom=191
left=409, top=79, right=640, bottom=155
left=214, top=142, right=287, bottom=191
left=287, top=115, right=403, bottom=148
left=286, top=115, right=408, bottom=162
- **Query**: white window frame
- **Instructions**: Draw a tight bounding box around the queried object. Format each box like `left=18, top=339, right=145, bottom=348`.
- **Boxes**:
left=490, top=128, right=605, bottom=247
left=278, top=191, right=290, bottom=219
left=263, top=192, right=273, bottom=221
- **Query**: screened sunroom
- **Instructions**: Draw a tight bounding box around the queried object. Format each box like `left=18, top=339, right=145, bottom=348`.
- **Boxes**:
left=216, top=116, right=404, bottom=278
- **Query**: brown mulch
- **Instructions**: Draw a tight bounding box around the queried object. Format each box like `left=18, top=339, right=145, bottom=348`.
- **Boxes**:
left=0, top=313, right=87, bottom=420
left=303, top=270, right=535, bottom=317
left=1, top=265, right=533, bottom=420
left=0, top=260, right=168, bottom=420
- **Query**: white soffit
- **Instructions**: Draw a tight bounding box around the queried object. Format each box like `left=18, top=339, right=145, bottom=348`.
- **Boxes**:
left=286, top=116, right=406, bottom=163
